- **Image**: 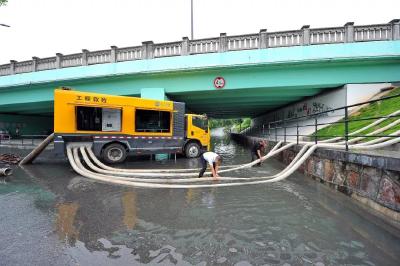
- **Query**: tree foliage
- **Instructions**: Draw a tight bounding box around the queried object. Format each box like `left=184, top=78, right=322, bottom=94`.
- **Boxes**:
left=209, top=118, right=251, bottom=130
left=0, top=0, right=8, bottom=7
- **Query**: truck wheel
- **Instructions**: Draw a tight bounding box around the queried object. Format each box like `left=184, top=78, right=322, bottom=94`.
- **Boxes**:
left=185, top=142, right=201, bottom=158
left=102, top=143, right=127, bottom=164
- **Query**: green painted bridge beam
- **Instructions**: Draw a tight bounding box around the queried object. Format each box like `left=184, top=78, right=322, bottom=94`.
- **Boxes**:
left=181, top=96, right=303, bottom=105
left=0, top=41, right=399, bottom=120
left=170, top=88, right=324, bottom=102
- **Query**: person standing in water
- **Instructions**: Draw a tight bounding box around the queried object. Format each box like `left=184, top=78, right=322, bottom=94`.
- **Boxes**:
left=251, top=140, right=267, bottom=166
left=198, top=151, right=223, bottom=180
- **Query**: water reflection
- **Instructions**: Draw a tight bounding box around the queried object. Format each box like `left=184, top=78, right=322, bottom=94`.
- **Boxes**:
left=56, top=202, right=80, bottom=245
left=2, top=133, right=399, bottom=265
left=122, top=191, right=137, bottom=230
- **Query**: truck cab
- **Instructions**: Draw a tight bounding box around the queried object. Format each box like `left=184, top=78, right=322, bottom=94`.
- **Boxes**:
left=184, top=114, right=210, bottom=157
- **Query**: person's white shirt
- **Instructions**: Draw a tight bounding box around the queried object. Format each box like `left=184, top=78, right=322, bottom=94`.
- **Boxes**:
left=202, top=152, right=219, bottom=166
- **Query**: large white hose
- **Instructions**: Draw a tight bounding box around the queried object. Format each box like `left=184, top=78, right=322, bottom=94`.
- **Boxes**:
left=353, top=129, right=400, bottom=146
left=83, top=141, right=291, bottom=177
left=68, top=146, right=312, bottom=188
left=80, top=143, right=306, bottom=183
left=318, top=110, right=400, bottom=143
left=80, top=147, right=252, bottom=182
left=334, top=117, right=400, bottom=145
left=83, top=140, right=283, bottom=175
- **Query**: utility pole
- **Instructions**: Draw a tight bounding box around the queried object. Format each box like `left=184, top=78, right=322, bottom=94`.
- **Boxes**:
left=191, top=0, right=194, bottom=40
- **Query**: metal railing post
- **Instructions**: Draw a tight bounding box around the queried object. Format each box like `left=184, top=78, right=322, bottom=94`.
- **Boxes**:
left=296, top=122, right=299, bottom=145
left=283, top=119, right=286, bottom=143
left=314, top=117, right=318, bottom=144
left=268, top=122, right=271, bottom=138
left=275, top=122, right=277, bottom=142
left=345, top=106, right=349, bottom=151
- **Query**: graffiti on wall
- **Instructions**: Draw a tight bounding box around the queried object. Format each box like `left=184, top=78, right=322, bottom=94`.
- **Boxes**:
left=286, top=101, right=333, bottom=119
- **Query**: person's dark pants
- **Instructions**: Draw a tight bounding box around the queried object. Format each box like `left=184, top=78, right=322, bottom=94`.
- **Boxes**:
left=199, top=157, right=216, bottom=177
left=251, top=152, right=261, bottom=166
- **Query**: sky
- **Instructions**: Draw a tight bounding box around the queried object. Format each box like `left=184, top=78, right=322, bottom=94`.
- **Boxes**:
left=0, top=0, right=399, bottom=64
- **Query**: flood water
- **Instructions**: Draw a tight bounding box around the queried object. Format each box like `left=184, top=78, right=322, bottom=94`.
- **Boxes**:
left=1, top=131, right=400, bottom=266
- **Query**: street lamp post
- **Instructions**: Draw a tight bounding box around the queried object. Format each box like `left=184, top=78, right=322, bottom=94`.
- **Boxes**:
left=191, top=0, right=193, bottom=40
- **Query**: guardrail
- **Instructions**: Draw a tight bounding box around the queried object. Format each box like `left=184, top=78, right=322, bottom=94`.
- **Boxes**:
left=243, top=92, right=400, bottom=151
left=0, top=19, right=399, bottom=76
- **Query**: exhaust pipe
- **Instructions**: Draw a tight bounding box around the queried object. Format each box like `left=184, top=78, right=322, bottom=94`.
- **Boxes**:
left=0, top=167, right=12, bottom=176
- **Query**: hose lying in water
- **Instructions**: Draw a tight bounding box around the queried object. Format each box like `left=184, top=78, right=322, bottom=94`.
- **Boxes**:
left=83, top=140, right=284, bottom=174
left=74, top=144, right=312, bottom=185
left=79, top=141, right=292, bottom=178
left=67, top=135, right=400, bottom=188
left=319, top=110, right=400, bottom=143
left=78, top=142, right=302, bottom=184
left=68, top=146, right=313, bottom=188
left=0, top=167, right=12, bottom=177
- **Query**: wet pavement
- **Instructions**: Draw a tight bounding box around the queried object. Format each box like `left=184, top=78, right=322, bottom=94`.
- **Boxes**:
left=1, top=132, right=400, bottom=266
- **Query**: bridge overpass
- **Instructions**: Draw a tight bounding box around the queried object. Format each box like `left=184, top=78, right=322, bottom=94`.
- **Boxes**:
left=0, top=20, right=400, bottom=134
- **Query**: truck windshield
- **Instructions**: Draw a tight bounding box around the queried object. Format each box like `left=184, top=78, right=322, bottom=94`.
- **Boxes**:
left=192, top=116, right=208, bottom=131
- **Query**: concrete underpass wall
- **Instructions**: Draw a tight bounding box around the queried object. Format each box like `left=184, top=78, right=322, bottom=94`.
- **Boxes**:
left=251, top=83, right=393, bottom=140
left=0, top=114, right=53, bottom=136
left=231, top=133, right=400, bottom=225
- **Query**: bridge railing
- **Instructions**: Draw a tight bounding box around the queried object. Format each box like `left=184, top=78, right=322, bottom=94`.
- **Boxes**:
left=0, top=19, right=399, bottom=76
left=244, top=90, right=400, bottom=151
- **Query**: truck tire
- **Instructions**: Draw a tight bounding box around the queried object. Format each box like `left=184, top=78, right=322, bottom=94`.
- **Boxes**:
left=185, top=142, right=201, bottom=158
left=102, top=143, right=127, bottom=164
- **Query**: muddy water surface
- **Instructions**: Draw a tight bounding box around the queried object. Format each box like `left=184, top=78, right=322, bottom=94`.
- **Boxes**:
left=1, top=134, right=400, bottom=265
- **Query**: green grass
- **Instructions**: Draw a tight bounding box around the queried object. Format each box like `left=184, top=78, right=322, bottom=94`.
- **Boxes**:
left=314, top=87, right=400, bottom=141
left=233, top=118, right=251, bottom=132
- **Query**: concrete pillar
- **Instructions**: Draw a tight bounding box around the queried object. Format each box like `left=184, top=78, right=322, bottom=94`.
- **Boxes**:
left=110, top=46, right=118, bottom=62
left=10, top=60, right=16, bottom=74
left=390, top=19, right=400, bottom=40
left=219, top=33, right=227, bottom=52
left=301, top=25, right=310, bottom=45
left=56, top=53, right=63, bottom=69
left=140, top=88, right=167, bottom=100
left=142, top=41, right=154, bottom=59
left=344, top=22, right=354, bottom=43
left=259, top=29, right=268, bottom=49
left=32, top=57, right=39, bottom=72
left=82, top=49, right=89, bottom=65
left=181, top=37, right=190, bottom=55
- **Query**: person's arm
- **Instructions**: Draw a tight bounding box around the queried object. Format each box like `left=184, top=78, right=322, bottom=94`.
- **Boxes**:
left=214, top=164, right=220, bottom=178
left=210, top=164, right=218, bottom=179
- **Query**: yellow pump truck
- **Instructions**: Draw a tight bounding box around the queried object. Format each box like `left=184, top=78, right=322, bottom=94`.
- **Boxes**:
left=53, top=88, right=210, bottom=163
